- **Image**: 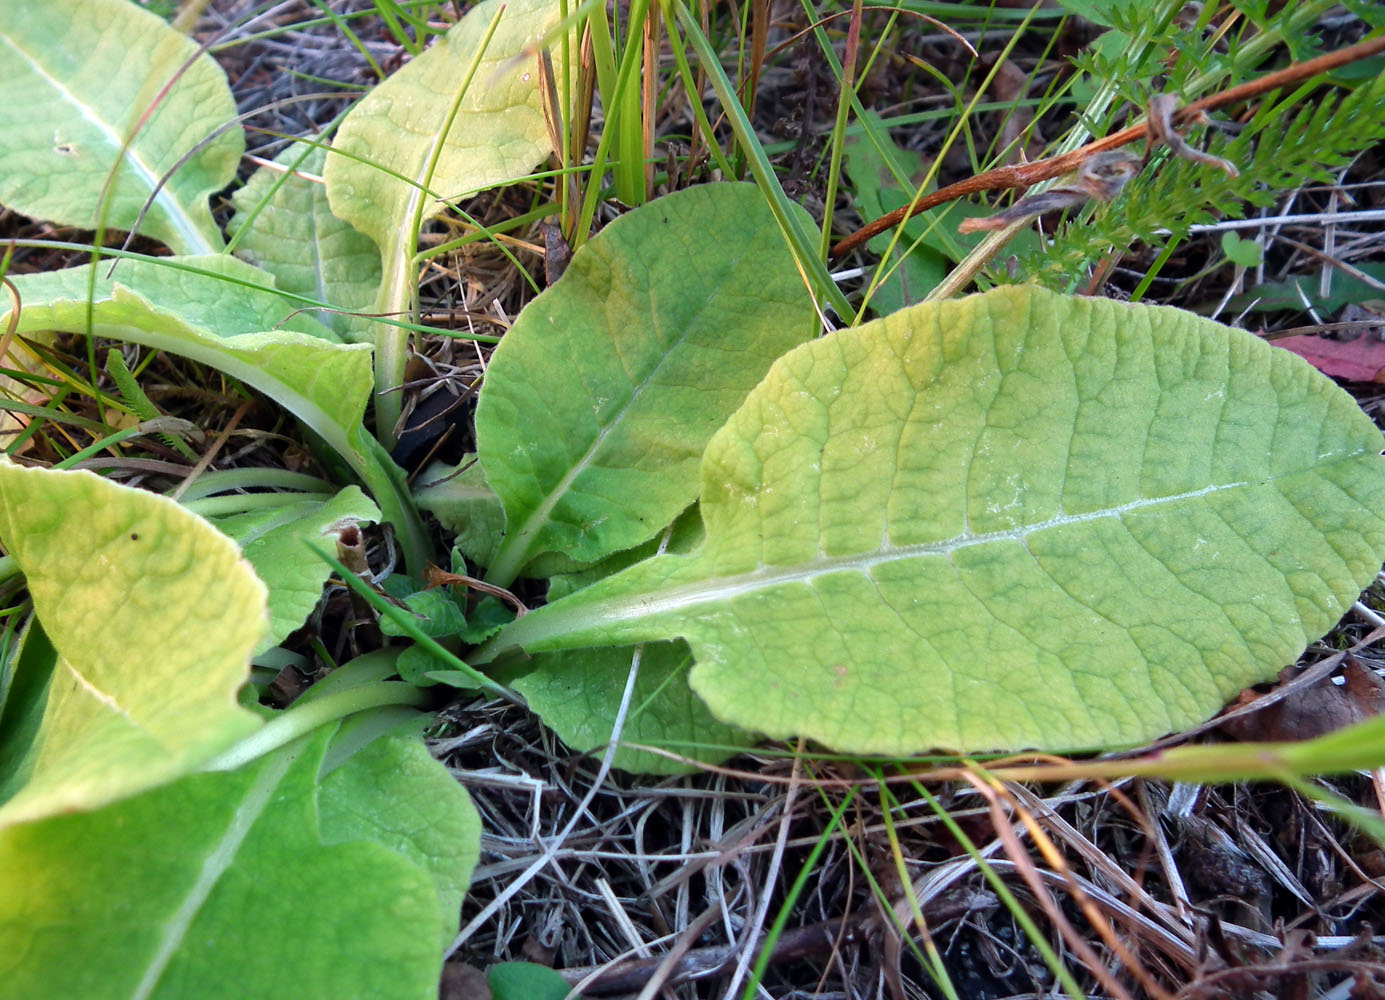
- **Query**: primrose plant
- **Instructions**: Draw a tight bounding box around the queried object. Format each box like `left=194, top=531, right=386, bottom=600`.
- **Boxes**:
left=2, top=1, right=1385, bottom=997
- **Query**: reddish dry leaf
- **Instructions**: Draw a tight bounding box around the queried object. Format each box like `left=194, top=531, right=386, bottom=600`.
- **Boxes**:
left=1221, top=658, right=1385, bottom=743
left=1272, top=333, right=1385, bottom=382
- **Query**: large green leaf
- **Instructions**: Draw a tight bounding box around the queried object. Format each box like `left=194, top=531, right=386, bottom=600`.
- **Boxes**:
left=0, top=460, right=264, bottom=827
left=213, top=487, right=381, bottom=655
left=479, top=286, right=1385, bottom=754
left=475, top=184, right=819, bottom=585
left=229, top=143, right=381, bottom=342
left=0, top=0, right=242, bottom=254
left=0, top=725, right=476, bottom=1000
left=324, top=0, right=567, bottom=442
left=324, top=0, right=559, bottom=255
left=0, top=256, right=381, bottom=493
left=319, top=723, right=480, bottom=946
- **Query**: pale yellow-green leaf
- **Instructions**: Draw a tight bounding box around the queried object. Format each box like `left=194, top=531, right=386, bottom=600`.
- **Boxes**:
left=483, top=286, right=1385, bottom=754
left=229, top=144, right=381, bottom=341
left=0, top=256, right=373, bottom=476
left=0, top=0, right=242, bottom=254
left=0, top=460, right=265, bottom=827
left=324, top=0, right=562, bottom=254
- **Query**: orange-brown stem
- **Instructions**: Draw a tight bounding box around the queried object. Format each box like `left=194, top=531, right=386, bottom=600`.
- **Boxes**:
left=830, top=33, right=1385, bottom=258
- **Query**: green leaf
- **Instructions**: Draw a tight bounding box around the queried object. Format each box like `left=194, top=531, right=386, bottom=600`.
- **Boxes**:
left=0, top=0, right=242, bottom=254
left=0, top=460, right=264, bottom=827
left=324, top=0, right=559, bottom=255
left=475, top=184, right=819, bottom=585
left=0, top=256, right=382, bottom=493
left=374, top=587, right=474, bottom=687
left=0, top=623, right=57, bottom=804
left=512, top=641, right=757, bottom=774
left=420, top=669, right=488, bottom=689
left=324, top=0, right=570, bottom=447
left=0, top=726, right=470, bottom=1000
left=1234, top=263, right=1385, bottom=315
left=229, top=143, right=382, bottom=341
left=213, top=487, right=381, bottom=654
left=416, top=456, right=506, bottom=569
left=458, top=596, right=514, bottom=645
left=397, top=646, right=459, bottom=687
left=488, top=962, right=573, bottom=1000
left=482, top=286, right=1385, bottom=754
left=319, top=724, right=481, bottom=946
left=1051, top=0, right=1143, bottom=27
left=415, top=457, right=602, bottom=579
left=1220, top=231, right=1263, bottom=269
left=841, top=113, right=1039, bottom=316
left=543, top=504, right=705, bottom=598
left=0, top=253, right=338, bottom=341
left=508, top=510, right=751, bottom=774
left=378, top=588, right=467, bottom=640
left=495, top=511, right=725, bottom=774
left=844, top=114, right=946, bottom=315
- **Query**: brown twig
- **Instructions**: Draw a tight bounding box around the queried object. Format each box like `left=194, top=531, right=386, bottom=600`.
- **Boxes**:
left=830, top=34, right=1385, bottom=258
left=168, top=398, right=254, bottom=502
left=955, top=149, right=1143, bottom=234
left=424, top=563, right=529, bottom=615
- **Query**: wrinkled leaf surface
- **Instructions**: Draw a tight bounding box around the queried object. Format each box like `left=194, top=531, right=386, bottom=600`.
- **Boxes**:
left=475, top=184, right=818, bottom=584
left=324, top=0, right=560, bottom=253
left=0, top=461, right=264, bottom=826
left=0, top=726, right=476, bottom=999
left=319, top=724, right=480, bottom=945
left=229, top=143, right=381, bottom=341
left=0, top=0, right=242, bottom=253
left=487, top=286, right=1385, bottom=753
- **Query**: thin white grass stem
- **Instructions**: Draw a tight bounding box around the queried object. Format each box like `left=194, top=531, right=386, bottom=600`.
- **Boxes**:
left=597, top=877, right=652, bottom=957
left=1177, top=209, right=1385, bottom=233
left=447, top=644, right=646, bottom=955
left=721, top=745, right=803, bottom=1000
left=1354, top=601, right=1385, bottom=629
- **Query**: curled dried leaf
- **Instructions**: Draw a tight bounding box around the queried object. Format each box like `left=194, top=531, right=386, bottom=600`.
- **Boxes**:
left=958, top=151, right=1142, bottom=234
left=1147, top=93, right=1240, bottom=178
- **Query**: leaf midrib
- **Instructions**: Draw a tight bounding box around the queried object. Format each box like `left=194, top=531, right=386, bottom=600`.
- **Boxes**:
left=13, top=293, right=368, bottom=477
left=491, top=252, right=757, bottom=580
left=133, top=751, right=294, bottom=1000
left=0, top=33, right=214, bottom=254
left=543, top=477, right=1268, bottom=635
